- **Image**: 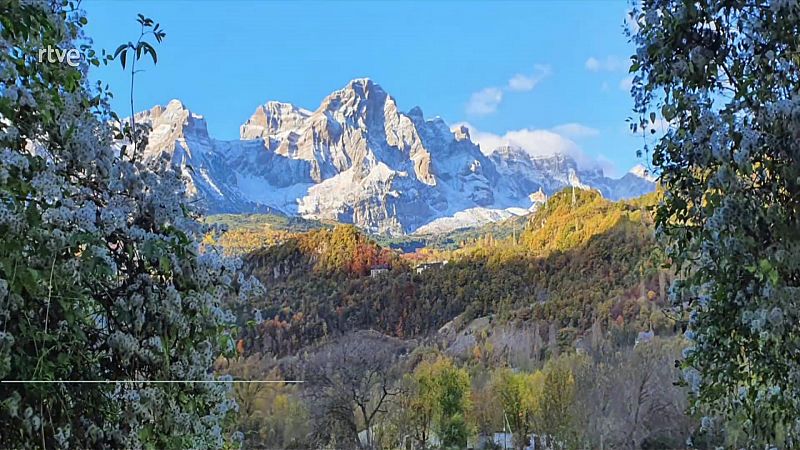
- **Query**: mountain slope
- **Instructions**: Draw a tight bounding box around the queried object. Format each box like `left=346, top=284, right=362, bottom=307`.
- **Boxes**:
left=133, top=79, right=655, bottom=234
left=235, top=189, right=663, bottom=358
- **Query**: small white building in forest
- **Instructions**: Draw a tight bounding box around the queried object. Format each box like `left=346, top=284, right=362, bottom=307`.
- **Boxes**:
left=414, top=260, right=449, bottom=274
left=370, top=264, right=389, bottom=277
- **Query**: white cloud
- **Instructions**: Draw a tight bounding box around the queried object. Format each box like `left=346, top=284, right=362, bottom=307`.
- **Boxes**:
left=585, top=57, right=601, bottom=72
left=507, top=74, right=537, bottom=92
left=502, top=128, right=581, bottom=157
left=551, top=123, right=599, bottom=139
left=585, top=55, right=625, bottom=72
left=454, top=122, right=611, bottom=173
left=455, top=122, right=576, bottom=157
left=465, top=87, right=504, bottom=116
left=507, top=65, right=552, bottom=92
left=466, top=64, right=551, bottom=115
left=619, top=75, right=634, bottom=91
left=595, top=154, right=620, bottom=178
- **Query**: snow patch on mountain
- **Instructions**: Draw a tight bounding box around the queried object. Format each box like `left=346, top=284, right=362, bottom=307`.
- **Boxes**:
left=414, top=207, right=525, bottom=235
left=628, top=164, right=657, bottom=182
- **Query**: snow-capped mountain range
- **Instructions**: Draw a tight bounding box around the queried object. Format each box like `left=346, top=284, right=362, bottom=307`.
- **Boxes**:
left=134, top=78, right=655, bottom=235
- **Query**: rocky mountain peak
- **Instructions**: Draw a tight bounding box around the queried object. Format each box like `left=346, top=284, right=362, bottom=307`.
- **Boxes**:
left=324, top=78, right=383, bottom=103
left=134, top=100, right=211, bottom=160
left=345, top=77, right=382, bottom=96
left=166, top=98, right=188, bottom=109
left=453, top=125, right=471, bottom=142
left=240, top=101, right=310, bottom=140
left=407, top=106, right=424, bottom=120
left=320, top=78, right=390, bottom=119
left=130, top=79, right=656, bottom=235
left=492, top=144, right=527, bottom=159
left=137, top=99, right=194, bottom=124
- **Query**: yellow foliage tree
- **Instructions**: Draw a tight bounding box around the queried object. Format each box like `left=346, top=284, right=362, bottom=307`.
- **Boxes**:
left=408, top=356, right=472, bottom=448
left=540, top=356, right=578, bottom=445
left=491, top=368, right=544, bottom=450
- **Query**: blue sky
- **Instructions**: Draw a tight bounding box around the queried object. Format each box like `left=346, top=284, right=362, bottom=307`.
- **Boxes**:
left=84, top=1, right=645, bottom=176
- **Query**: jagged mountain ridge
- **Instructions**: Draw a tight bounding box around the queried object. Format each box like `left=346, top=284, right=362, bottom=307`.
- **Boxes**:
left=134, top=78, right=655, bottom=235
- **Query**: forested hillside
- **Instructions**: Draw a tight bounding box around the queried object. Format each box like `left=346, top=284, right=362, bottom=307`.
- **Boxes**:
left=216, top=188, right=701, bottom=449
left=206, top=214, right=327, bottom=254
left=228, top=189, right=674, bottom=360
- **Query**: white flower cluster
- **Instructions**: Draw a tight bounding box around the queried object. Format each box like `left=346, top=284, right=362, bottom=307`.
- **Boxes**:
left=632, top=0, right=800, bottom=442
left=0, top=4, right=264, bottom=447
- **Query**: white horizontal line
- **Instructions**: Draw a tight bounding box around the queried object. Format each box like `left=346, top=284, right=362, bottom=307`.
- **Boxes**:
left=0, top=380, right=303, bottom=384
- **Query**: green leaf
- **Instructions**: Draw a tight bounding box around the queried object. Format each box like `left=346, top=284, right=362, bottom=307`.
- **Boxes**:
left=159, top=255, right=170, bottom=272
left=141, top=42, right=157, bottom=64
left=661, top=104, right=674, bottom=121
left=113, top=43, right=127, bottom=58
left=769, top=269, right=779, bottom=285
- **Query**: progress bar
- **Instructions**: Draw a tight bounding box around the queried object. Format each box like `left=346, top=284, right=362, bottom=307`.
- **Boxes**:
left=0, top=380, right=304, bottom=384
